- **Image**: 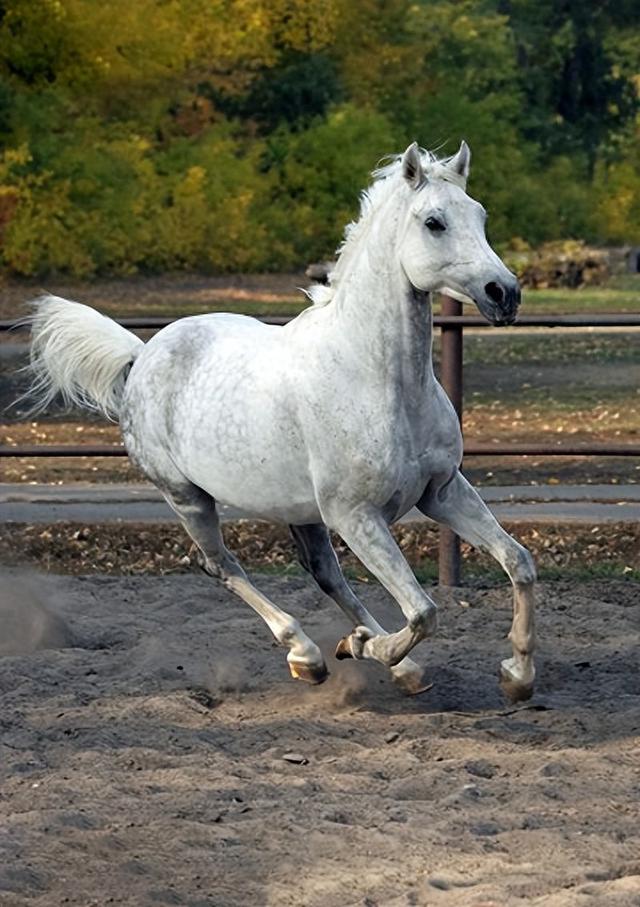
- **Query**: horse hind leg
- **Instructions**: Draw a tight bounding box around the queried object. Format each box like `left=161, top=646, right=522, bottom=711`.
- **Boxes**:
left=290, top=523, right=431, bottom=695
left=156, top=476, right=328, bottom=685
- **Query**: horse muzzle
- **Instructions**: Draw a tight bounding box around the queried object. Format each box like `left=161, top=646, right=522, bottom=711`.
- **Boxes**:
left=479, top=279, right=521, bottom=326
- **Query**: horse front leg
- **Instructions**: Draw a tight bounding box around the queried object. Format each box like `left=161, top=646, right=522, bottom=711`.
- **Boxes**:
left=417, top=469, right=536, bottom=701
left=322, top=506, right=438, bottom=669
left=290, top=523, right=430, bottom=694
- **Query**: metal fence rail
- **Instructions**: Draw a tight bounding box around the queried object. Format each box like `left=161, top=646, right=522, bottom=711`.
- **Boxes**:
left=2, top=301, right=639, bottom=584
left=2, top=442, right=638, bottom=458
left=4, top=312, right=640, bottom=332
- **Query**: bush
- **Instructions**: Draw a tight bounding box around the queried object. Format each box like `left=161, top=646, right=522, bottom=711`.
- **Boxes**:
left=0, top=102, right=637, bottom=277
left=591, top=158, right=640, bottom=246
left=259, top=104, right=401, bottom=266
left=0, top=125, right=274, bottom=276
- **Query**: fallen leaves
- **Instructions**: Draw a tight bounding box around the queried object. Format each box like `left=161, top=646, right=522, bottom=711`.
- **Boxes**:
left=1, top=520, right=639, bottom=577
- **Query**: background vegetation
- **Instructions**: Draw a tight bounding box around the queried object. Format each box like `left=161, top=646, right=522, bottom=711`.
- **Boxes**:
left=0, top=0, right=638, bottom=277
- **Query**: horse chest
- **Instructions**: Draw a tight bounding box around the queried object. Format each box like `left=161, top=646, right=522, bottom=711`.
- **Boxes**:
left=366, top=390, right=459, bottom=464
left=315, top=394, right=459, bottom=514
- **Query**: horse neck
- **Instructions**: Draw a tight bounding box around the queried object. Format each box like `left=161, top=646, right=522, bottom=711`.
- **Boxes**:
left=331, top=204, right=435, bottom=389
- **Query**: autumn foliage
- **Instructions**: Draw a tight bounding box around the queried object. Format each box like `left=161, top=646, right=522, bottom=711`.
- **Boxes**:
left=0, top=0, right=638, bottom=277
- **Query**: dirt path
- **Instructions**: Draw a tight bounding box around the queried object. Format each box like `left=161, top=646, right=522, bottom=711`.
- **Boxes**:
left=1, top=572, right=638, bottom=906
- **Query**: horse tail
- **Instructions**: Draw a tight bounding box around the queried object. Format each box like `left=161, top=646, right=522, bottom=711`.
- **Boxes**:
left=20, top=294, right=145, bottom=421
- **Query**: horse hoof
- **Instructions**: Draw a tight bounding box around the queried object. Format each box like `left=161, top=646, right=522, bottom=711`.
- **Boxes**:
left=288, top=659, right=329, bottom=685
left=500, top=677, right=534, bottom=703
left=335, top=636, right=354, bottom=660
left=500, top=657, right=535, bottom=702
left=392, top=670, right=433, bottom=697
left=335, top=626, right=374, bottom=661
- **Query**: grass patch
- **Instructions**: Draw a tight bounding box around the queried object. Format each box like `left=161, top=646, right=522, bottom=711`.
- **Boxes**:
left=521, top=275, right=640, bottom=314
left=461, top=333, right=640, bottom=366
left=465, top=383, right=640, bottom=414
left=538, top=562, right=640, bottom=582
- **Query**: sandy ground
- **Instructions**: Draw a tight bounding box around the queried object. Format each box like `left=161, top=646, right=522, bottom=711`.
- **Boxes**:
left=0, top=571, right=639, bottom=906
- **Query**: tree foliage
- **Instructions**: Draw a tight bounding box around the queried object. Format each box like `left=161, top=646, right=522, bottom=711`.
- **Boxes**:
left=0, top=0, right=637, bottom=276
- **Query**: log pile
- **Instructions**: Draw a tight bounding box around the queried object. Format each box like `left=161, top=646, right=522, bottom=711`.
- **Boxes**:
left=506, top=240, right=609, bottom=289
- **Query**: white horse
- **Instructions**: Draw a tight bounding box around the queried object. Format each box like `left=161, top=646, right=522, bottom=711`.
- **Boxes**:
left=25, top=142, right=536, bottom=699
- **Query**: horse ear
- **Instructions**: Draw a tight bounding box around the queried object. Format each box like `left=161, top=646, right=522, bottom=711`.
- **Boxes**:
left=401, top=142, right=425, bottom=190
left=447, top=140, right=471, bottom=185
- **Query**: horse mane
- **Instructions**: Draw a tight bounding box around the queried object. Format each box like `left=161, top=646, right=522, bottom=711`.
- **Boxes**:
left=305, top=147, right=465, bottom=307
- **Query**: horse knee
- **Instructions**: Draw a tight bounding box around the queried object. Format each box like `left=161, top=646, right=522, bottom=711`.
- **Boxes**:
left=199, top=548, right=241, bottom=582
left=511, top=545, right=536, bottom=586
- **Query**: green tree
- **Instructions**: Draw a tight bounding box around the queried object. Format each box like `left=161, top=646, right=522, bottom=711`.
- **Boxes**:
left=0, top=0, right=638, bottom=276
left=502, top=0, right=639, bottom=171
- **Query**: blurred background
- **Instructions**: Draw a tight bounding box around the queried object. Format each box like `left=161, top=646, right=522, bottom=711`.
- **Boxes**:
left=0, top=0, right=638, bottom=278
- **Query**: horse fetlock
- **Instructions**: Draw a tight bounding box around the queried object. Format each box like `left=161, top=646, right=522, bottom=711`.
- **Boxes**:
left=340, top=618, right=431, bottom=667
left=196, top=551, right=218, bottom=577
left=278, top=618, right=306, bottom=648
left=502, top=652, right=535, bottom=681
left=362, top=631, right=413, bottom=668
left=286, top=626, right=324, bottom=665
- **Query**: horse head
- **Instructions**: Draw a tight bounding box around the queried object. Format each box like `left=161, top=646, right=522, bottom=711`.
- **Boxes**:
left=398, top=141, right=521, bottom=326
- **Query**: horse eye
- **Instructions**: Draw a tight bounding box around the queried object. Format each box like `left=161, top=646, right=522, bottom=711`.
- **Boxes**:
left=425, top=216, right=445, bottom=232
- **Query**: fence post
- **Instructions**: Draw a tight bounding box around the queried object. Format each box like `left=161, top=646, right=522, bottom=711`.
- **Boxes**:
left=438, top=295, right=463, bottom=585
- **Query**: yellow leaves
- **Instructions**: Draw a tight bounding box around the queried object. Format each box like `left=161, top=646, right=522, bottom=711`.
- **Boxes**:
left=181, top=0, right=340, bottom=93
left=268, top=0, right=340, bottom=52
left=1, top=145, right=32, bottom=170
left=93, top=54, right=111, bottom=73
left=44, top=0, right=65, bottom=18
left=592, top=160, right=640, bottom=245
left=463, top=397, right=640, bottom=445
left=182, top=166, right=207, bottom=193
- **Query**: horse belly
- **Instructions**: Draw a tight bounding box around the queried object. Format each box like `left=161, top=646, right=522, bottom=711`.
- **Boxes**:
left=123, top=318, right=321, bottom=522
left=180, top=431, right=320, bottom=523
left=174, top=380, right=319, bottom=522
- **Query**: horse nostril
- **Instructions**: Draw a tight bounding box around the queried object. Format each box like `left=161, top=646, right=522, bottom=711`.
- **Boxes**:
left=485, top=282, right=505, bottom=305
